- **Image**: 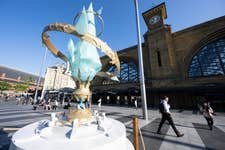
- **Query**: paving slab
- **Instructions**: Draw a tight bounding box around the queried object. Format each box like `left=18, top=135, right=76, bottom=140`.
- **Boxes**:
left=1, top=100, right=225, bottom=150
left=193, top=123, right=225, bottom=150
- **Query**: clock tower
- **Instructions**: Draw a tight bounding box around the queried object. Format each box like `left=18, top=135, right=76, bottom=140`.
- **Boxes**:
left=142, top=3, right=178, bottom=87
left=142, top=2, right=167, bottom=30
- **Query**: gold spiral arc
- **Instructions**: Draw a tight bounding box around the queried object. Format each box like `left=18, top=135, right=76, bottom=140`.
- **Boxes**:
left=41, top=22, right=120, bottom=72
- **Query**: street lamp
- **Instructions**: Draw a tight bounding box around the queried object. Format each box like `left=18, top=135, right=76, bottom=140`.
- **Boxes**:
left=34, top=47, right=48, bottom=103
left=133, top=0, right=148, bottom=120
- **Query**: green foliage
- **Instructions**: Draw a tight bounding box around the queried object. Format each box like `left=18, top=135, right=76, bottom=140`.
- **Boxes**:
left=24, top=77, right=35, bottom=84
left=14, top=83, right=28, bottom=92
left=0, top=81, right=11, bottom=91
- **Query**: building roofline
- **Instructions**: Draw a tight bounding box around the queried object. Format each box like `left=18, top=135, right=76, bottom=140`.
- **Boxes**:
left=173, top=15, right=225, bottom=36
left=100, top=43, right=145, bottom=59
left=142, top=2, right=167, bottom=18
left=0, top=64, right=43, bottom=79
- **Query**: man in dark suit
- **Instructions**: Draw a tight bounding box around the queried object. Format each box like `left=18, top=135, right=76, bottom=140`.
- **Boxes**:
left=157, top=96, right=184, bottom=137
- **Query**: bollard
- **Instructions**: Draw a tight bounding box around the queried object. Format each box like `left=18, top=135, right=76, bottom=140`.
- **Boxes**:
left=133, top=117, right=139, bottom=150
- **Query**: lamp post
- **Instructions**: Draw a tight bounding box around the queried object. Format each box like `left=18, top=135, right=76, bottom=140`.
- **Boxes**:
left=34, top=47, right=48, bottom=103
left=133, top=0, right=148, bottom=120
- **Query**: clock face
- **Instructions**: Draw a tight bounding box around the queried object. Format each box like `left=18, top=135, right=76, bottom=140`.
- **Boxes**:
left=149, top=15, right=160, bottom=25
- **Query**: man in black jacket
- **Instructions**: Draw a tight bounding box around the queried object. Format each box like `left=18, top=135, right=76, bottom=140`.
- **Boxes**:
left=157, top=96, right=184, bottom=137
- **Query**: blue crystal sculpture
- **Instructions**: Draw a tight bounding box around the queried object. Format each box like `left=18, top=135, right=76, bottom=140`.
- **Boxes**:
left=67, top=3, right=102, bottom=82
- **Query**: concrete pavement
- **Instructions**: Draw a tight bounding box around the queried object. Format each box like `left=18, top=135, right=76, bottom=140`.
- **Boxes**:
left=0, top=100, right=225, bottom=150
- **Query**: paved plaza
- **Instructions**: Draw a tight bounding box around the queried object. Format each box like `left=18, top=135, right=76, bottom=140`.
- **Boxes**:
left=0, top=99, right=225, bottom=150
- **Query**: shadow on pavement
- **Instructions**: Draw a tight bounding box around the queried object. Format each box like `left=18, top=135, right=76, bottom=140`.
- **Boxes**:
left=0, top=128, right=16, bottom=150
left=174, top=123, right=209, bottom=130
left=193, top=123, right=225, bottom=150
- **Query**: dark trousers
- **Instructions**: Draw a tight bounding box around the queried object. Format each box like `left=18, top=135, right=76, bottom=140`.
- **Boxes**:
left=52, top=105, right=57, bottom=110
left=205, top=117, right=213, bottom=130
left=157, top=113, right=180, bottom=135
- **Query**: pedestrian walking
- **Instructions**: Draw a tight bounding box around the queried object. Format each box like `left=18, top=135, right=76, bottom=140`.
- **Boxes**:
left=45, top=98, right=51, bottom=110
left=52, top=100, right=59, bottom=110
left=5, top=95, right=9, bottom=101
left=29, top=97, right=34, bottom=105
left=201, top=102, right=214, bottom=130
left=25, top=95, right=29, bottom=105
left=16, top=95, right=21, bottom=105
left=134, top=98, right=138, bottom=110
left=98, top=98, right=102, bottom=108
left=157, top=96, right=184, bottom=137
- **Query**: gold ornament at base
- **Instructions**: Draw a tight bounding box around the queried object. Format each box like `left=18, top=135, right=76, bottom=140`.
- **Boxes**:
left=73, top=81, right=91, bottom=101
left=67, top=108, right=93, bottom=125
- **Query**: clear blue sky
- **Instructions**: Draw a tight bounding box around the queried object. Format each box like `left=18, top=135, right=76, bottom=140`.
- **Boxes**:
left=0, top=0, right=225, bottom=76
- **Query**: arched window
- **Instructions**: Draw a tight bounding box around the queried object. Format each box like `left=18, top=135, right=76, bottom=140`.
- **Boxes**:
left=102, top=61, right=139, bottom=84
left=188, top=37, right=225, bottom=77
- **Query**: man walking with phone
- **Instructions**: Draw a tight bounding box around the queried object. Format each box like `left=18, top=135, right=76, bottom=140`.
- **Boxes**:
left=157, top=96, right=184, bottom=137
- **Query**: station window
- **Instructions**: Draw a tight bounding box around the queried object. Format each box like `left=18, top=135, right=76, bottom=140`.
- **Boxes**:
left=157, top=51, right=162, bottom=67
left=188, top=37, right=225, bottom=77
left=102, top=61, right=139, bottom=84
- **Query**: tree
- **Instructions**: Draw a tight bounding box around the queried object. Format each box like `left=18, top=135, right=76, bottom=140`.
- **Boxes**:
left=0, top=81, right=11, bottom=92
left=24, top=77, right=35, bottom=84
left=14, top=83, right=28, bottom=92
left=14, top=77, right=34, bottom=92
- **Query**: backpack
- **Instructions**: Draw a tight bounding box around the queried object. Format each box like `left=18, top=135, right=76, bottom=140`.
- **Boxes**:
left=159, top=102, right=165, bottom=113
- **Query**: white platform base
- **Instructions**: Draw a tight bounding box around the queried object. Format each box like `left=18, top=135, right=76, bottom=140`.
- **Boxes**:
left=10, top=118, right=134, bottom=150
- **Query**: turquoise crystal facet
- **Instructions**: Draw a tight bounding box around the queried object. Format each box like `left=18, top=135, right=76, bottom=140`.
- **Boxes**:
left=67, top=3, right=102, bottom=82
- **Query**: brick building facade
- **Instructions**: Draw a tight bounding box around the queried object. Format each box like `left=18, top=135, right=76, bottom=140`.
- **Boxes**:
left=0, top=65, right=44, bottom=94
left=92, top=3, right=225, bottom=111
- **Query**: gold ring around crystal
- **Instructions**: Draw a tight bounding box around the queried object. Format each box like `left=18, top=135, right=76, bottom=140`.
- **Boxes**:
left=41, top=22, right=120, bottom=72
left=73, top=10, right=104, bottom=37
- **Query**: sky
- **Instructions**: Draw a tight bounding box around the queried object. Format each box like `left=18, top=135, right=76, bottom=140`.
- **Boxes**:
left=0, top=0, right=225, bottom=76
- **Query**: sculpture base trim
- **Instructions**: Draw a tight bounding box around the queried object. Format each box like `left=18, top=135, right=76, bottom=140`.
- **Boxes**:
left=67, top=108, right=92, bottom=124
left=10, top=117, right=134, bottom=150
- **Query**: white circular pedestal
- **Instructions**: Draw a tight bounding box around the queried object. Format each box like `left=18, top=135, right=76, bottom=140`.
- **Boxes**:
left=10, top=118, right=134, bottom=150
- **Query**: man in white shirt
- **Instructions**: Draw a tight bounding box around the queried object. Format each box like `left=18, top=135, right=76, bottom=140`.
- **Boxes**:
left=98, top=98, right=102, bottom=108
left=134, top=98, right=138, bottom=110
left=157, top=96, right=184, bottom=137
